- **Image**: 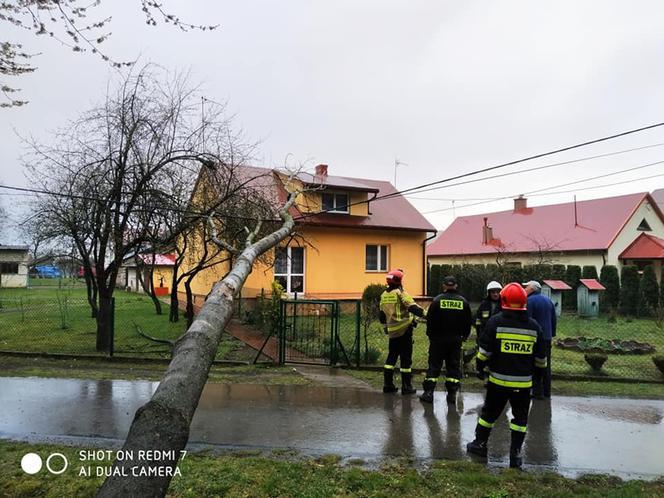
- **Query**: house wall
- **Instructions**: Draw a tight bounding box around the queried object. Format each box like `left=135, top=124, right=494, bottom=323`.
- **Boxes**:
left=0, top=250, right=29, bottom=288
left=607, top=198, right=664, bottom=267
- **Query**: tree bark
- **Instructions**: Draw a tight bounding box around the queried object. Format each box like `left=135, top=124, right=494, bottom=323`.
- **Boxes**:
left=98, top=198, right=296, bottom=497
left=169, top=268, right=180, bottom=323
left=184, top=277, right=196, bottom=328
left=95, top=294, right=113, bottom=353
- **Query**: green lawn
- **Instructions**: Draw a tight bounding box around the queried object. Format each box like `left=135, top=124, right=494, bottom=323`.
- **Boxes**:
left=0, top=287, right=242, bottom=360
left=2, top=440, right=663, bottom=498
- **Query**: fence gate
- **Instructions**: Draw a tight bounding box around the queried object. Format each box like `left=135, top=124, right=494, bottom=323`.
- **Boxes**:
left=278, top=300, right=350, bottom=365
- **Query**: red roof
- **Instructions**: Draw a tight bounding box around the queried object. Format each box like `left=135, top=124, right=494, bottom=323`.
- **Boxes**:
left=579, top=279, right=606, bottom=291
left=427, top=192, right=662, bottom=256
left=543, top=280, right=572, bottom=290
left=652, top=189, right=664, bottom=212
left=619, top=233, right=664, bottom=260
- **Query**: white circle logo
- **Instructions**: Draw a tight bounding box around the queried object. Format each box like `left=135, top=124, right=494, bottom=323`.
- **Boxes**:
left=21, top=453, right=43, bottom=474
left=46, top=453, right=68, bottom=475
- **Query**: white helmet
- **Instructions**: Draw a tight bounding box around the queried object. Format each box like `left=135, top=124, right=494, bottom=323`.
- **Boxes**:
left=486, top=281, right=503, bottom=292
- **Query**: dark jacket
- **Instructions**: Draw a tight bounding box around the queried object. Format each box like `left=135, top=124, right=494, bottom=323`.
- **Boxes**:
left=477, top=310, right=547, bottom=389
left=474, top=296, right=501, bottom=341
left=526, top=290, right=557, bottom=340
left=426, top=290, right=472, bottom=342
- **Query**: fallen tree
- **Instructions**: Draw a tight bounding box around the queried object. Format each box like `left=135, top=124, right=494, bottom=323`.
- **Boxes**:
left=98, top=184, right=298, bottom=497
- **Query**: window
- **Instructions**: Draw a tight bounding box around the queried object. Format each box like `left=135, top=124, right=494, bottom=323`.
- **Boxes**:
left=321, top=192, right=349, bottom=213
left=637, top=218, right=652, bottom=231
left=0, top=262, right=19, bottom=274
left=274, top=246, right=305, bottom=294
left=365, top=245, right=388, bottom=272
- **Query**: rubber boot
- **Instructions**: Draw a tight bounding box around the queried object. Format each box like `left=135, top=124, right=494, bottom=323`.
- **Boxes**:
left=466, top=424, right=491, bottom=458
left=401, top=372, right=416, bottom=395
left=419, top=379, right=435, bottom=403
left=445, top=382, right=459, bottom=405
left=383, top=368, right=398, bottom=394
left=509, top=430, right=526, bottom=469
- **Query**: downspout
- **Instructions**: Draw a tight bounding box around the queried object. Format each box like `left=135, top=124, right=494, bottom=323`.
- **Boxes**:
left=366, top=192, right=378, bottom=215
left=422, top=230, right=438, bottom=296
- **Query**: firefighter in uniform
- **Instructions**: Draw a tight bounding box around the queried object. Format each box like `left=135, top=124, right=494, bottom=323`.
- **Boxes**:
left=419, top=275, right=472, bottom=405
left=466, top=282, right=547, bottom=469
left=465, top=281, right=503, bottom=362
left=379, top=269, right=426, bottom=395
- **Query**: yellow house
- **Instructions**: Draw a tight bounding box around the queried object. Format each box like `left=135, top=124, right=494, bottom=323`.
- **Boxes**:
left=182, top=164, right=436, bottom=300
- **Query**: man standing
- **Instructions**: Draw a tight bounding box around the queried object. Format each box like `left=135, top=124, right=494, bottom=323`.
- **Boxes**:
left=379, top=269, right=426, bottom=395
left=420, top=276, right=472, bottom=405
left=466, top=283, right=547, bottom=469
left=468, top=281, right=503, bottom=358
left=524, top=280, right=556, bottom=399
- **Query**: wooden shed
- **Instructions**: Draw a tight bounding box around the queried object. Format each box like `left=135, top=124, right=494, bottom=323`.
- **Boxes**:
left=542, top=280, right=572, bottom=317
left=577, top=279, right=606, bottom=318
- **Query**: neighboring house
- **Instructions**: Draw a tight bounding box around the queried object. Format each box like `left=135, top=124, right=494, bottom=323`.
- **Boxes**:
left=0, top=245, right=30, bottom=288
left=653, top=188, right=664, bottom=213
left=427, top=193, right=664, bottom=281
left=183, top=164, right=436, bottom=299
left=120, top=254, right=176, bottom=296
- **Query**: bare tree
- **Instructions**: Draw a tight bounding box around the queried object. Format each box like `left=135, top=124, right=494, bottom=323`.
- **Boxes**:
left=1, top=1, right=217, bottom=107
left=25, top=65, right=244, bottom=352
left=98, top=180, right=301, bottom=497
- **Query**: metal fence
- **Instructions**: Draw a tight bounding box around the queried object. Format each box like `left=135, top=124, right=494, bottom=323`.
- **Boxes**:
left=268, top=298, right=664, bottom=383
left=0, top=291, right=252, bottom=361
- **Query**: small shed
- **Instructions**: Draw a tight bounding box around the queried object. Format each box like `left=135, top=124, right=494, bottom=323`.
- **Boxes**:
left=577, top=279, right=606, bottom=318
left=542, top=280, right=572, bottom=317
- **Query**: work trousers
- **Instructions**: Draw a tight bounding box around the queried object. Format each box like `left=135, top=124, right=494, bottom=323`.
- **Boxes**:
left=532, top=340, right=552, bottom=397
left=425, top=339, right=462, bottom=388
left=385, top=328, right=413, bottom=370
left=479, top=383, right=531, bottom=433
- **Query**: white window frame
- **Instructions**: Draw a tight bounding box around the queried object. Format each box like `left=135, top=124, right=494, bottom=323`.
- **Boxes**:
left=321, top=192, right=349, bottom=214
left=274, top=246, right=306, bottom=295
left=365, top=244, right=389, bottom=272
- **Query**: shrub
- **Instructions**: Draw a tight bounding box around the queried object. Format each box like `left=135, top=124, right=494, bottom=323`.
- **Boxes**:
left=551, top=264, right=566, bottom=281
left=652, top=355, right=664, bottom=375
left=564, top=265, right=581, bottom=310
left=361, top=283, right=385, bottom=322
left=363, top=346, right=382, bottom=365
left=619, top=265, right=640, bottom=316
left=599, top=265, right=620, bottom=310
left=584, top=353, right=608, bottom=371
left=639, top=265, right=660, bottom=314
left=428, top=264, right=442, bottom=297
left=582, top=265, right=599, bottom=280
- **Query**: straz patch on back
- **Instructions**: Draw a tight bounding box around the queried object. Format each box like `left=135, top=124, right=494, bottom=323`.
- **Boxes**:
left=440, top=299, right=463, bottom=310
left=500, top=340, right=533, bottom=354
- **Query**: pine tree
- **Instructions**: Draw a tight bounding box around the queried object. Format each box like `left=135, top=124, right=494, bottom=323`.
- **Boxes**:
left=599, top=265, right=620, bottom=310
left=619, top=265, right=640, bottom=316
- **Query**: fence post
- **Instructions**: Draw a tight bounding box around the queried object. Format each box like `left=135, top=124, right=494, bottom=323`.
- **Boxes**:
left=109, top=297, right=115, bottom=358
left=278, top=300, right=285, bottom=365
left=355, top=300, right=361, bottom=367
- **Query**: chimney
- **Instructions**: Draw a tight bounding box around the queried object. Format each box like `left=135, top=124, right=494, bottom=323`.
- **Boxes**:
left=514, top=195, right=527, bottom=211
left=315, top=164, right=328, bottom=177
left=482, top=217, right=493, bottom=244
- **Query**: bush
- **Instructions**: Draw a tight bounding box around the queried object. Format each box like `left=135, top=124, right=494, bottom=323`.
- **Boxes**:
left=551, top=264, right=566, bottom=281
left=652, top=355, right=664, bottom=375
left=428, top=264, right=442, bottom=297
left=564, top=265, right=581, bottom=310
left=582, top=265, right=599, bottom=280
left=619, top=265, right=640, bottom=316
left=584, top=353, right=608, bottom=371
left=600, top=265, right=620, bottom=310
left=363, top=346, right=382, bottom=365
left=639, top=265, right=660, bottom=314
left=361, top=283, right=385, bottom=322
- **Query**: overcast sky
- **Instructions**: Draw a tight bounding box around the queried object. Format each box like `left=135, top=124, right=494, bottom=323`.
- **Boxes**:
left=3, top=0, right=664, bottom=243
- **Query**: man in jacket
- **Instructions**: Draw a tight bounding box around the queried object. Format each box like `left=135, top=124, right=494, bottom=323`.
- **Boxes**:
left=466, top=283, right=547, bottom=469
left=524, top=280, right=557, bottom=399
left=466, top=281, right=503, bottom=361
left=379, top=269, right=426, bottom=395
left=419, top=275, right=472, bottom=405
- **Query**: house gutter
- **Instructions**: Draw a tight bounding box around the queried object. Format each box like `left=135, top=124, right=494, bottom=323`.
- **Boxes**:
left=422, top=230, right=438, bottom=296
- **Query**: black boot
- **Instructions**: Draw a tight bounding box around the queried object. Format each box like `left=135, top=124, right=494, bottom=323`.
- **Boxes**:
left=401, top=372, right=416, bottom=395
left=466, top=425, right=491, bottom=458
left=419, top=379, right=435, bottom=403
left=445, top=382, right=459, bottom=405
left=509, top=430, right=526, bottom=469
left=383, top=368, right=398, bottom=393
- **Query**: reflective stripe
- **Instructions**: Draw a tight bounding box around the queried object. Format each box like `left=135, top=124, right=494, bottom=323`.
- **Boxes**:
left=496, top=327, right=537, bottom=337
left=490, top=371, right=532, bottom=382
left=445, top=377, right=460, bottom=383
left=479, top=347, right=492, bottom=357
left=496, top=332, right=536, bottom=342
left=489, top=376, right=532, bottom=388
left=510, top=423, right=527, bottom=433
left=383, top=364, right=395, bottom=370
left=478, top=418, right=495, bottom=428
left=400, top=368, right=412, bottom=373
left=477, top=351, right=489, bottom=361
left=475, top=319, right=481, bottom=325
left=425, top=377, right=438, bottom=382
left=535, top=357, right=547, bottom=368
left=387, top=318, right=411, bottom=332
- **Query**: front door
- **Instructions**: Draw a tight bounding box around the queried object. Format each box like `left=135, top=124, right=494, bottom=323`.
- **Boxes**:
left=274, top=246, right=305, bottom=295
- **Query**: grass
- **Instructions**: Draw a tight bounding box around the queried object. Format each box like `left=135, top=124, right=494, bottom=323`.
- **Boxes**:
left=1, top=440, right=663, bottom=497
left=0, top=355, right=311, bottom=385
left=0, top=287, right=243, bottom=360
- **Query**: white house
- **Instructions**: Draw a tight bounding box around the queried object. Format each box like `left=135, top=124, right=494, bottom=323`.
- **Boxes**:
left=0, top=245, right=30, bottom=288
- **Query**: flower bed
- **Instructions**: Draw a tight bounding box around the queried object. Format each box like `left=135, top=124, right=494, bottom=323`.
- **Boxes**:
left=556, top=337, right=655, bottom=355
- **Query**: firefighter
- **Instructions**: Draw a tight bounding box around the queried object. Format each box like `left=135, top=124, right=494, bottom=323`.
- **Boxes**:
left=379, top=269, right=426, bottom=395
left=419, top=275, right=472, bottom=405
left=466, top=282, right=547, bottom=469
left=465, top=281, right=503, bottom=362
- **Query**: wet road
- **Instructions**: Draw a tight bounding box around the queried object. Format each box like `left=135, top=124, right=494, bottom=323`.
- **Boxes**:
left=0, top=377, right=662, bottom=479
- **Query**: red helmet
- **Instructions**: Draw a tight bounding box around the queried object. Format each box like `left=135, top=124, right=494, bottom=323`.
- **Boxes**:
left=500, top=282, right=527, bottom=311
left=386, top=269, right=404, bottom=286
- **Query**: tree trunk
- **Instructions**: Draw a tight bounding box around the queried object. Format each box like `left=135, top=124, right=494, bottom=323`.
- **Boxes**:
left=184, top=277, right=195, bottom=328
left=169, top=269, right=180, bottom=323
left=98, top=200, right=295, bottom=497
left=138, top=264, right=162, bottom=315
left=84, top=267, right=99, bottom=318
left=95, top=294, right=113, bottom=353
